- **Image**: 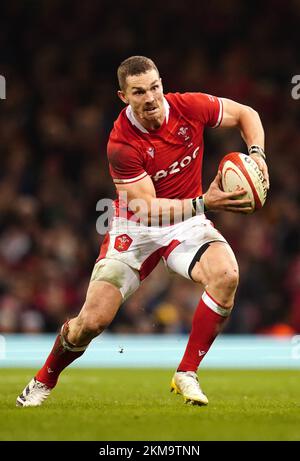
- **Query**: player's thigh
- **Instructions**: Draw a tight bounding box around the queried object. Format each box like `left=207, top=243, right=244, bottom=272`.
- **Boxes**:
left=78, top=258, right=140, bottom=326
left=82, top=280, right=123, bottom=323
left=69, top=278, right=125, bottom=342
left=89, top=257, right=140, bottom=301
left=165, top=216, right=229, bottom=281
left=191, top=242, right=239, bottom=288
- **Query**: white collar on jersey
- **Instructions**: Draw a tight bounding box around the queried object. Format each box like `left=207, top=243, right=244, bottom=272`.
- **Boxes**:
left=126, top=97, right=170, bottom=133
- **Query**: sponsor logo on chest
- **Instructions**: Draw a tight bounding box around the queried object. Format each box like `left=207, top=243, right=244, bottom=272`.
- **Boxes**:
left=152, top=146, right=200, bottom=182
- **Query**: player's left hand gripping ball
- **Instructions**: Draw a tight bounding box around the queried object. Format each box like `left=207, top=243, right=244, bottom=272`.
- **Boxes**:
left=248, top=152, right=270, bottom=190
left=218, top=152, right=268, bottom=213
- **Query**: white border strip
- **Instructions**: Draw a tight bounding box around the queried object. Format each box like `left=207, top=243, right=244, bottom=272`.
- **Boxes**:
left=0, top=335, right=5, bottom=359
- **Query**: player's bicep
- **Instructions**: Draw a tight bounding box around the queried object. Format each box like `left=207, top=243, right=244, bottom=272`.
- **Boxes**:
left=115, top=174, right=156, bottom=203
left=108, top=142, right=148, bottom=186
left=219, top=98, right=244, bottom=128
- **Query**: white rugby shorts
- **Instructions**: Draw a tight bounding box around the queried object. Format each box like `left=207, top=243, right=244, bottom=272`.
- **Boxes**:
left=91, top=215, right=227, bottom=300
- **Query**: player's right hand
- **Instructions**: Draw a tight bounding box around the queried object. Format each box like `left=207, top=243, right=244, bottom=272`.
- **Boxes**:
left=203, top=172, right=253, bottom=213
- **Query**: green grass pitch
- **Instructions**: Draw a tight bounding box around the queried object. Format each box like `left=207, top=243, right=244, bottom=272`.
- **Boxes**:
left=1, top=368, right=300, bottom=441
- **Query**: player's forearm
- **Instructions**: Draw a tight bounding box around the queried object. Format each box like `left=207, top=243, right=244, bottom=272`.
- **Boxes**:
left=239, top=106, right=265, bottom=151
left=130, top=196, right=196, bottom=226
left=147, top=197, right=197, bottom=226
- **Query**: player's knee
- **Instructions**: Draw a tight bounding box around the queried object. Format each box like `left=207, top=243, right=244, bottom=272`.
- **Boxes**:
left=207, top=267, right=239, bottom=309
left=214, top=266, right=239, bottom=293
left=79, top=318, right=107, bottom=338
left=77, top=309, right=112, bottom=338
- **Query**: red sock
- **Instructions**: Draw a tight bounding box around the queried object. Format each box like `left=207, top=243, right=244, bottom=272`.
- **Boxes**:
left=177, top=291, right=232, bottom=372
left=35, top=323, right=86, bottom=388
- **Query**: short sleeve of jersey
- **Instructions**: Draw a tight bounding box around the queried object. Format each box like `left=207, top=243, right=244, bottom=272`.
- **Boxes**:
left=107, top=141, right=147, bottom=184
left=169, top=92, right=223, bottom=128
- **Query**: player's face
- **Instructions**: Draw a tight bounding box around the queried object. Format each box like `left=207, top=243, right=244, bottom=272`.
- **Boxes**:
left=118, top=69, right=165, bottom=129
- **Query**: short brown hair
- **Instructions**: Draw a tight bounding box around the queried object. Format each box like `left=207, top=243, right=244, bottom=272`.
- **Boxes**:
left=117, top=56, right=159, bottom=91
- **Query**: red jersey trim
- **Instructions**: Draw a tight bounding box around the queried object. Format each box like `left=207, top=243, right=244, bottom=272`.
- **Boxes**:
left=212, top=97, right=223, bottom=128
left=113, top=172, right=148, bottom=184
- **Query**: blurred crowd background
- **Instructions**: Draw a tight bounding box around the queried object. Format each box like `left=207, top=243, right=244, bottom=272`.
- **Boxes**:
left=0, top=0, right=300, bottom=335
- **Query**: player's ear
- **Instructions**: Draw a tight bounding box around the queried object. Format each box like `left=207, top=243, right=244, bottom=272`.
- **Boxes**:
left=118, top=90, right=128, bottom=105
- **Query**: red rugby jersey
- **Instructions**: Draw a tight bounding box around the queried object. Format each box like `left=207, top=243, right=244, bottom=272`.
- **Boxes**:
left=107, top=92, right=223, bottom=214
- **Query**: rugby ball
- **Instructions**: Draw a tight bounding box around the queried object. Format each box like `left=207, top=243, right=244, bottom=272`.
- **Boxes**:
left=218, top=152, right=267, bottom=213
